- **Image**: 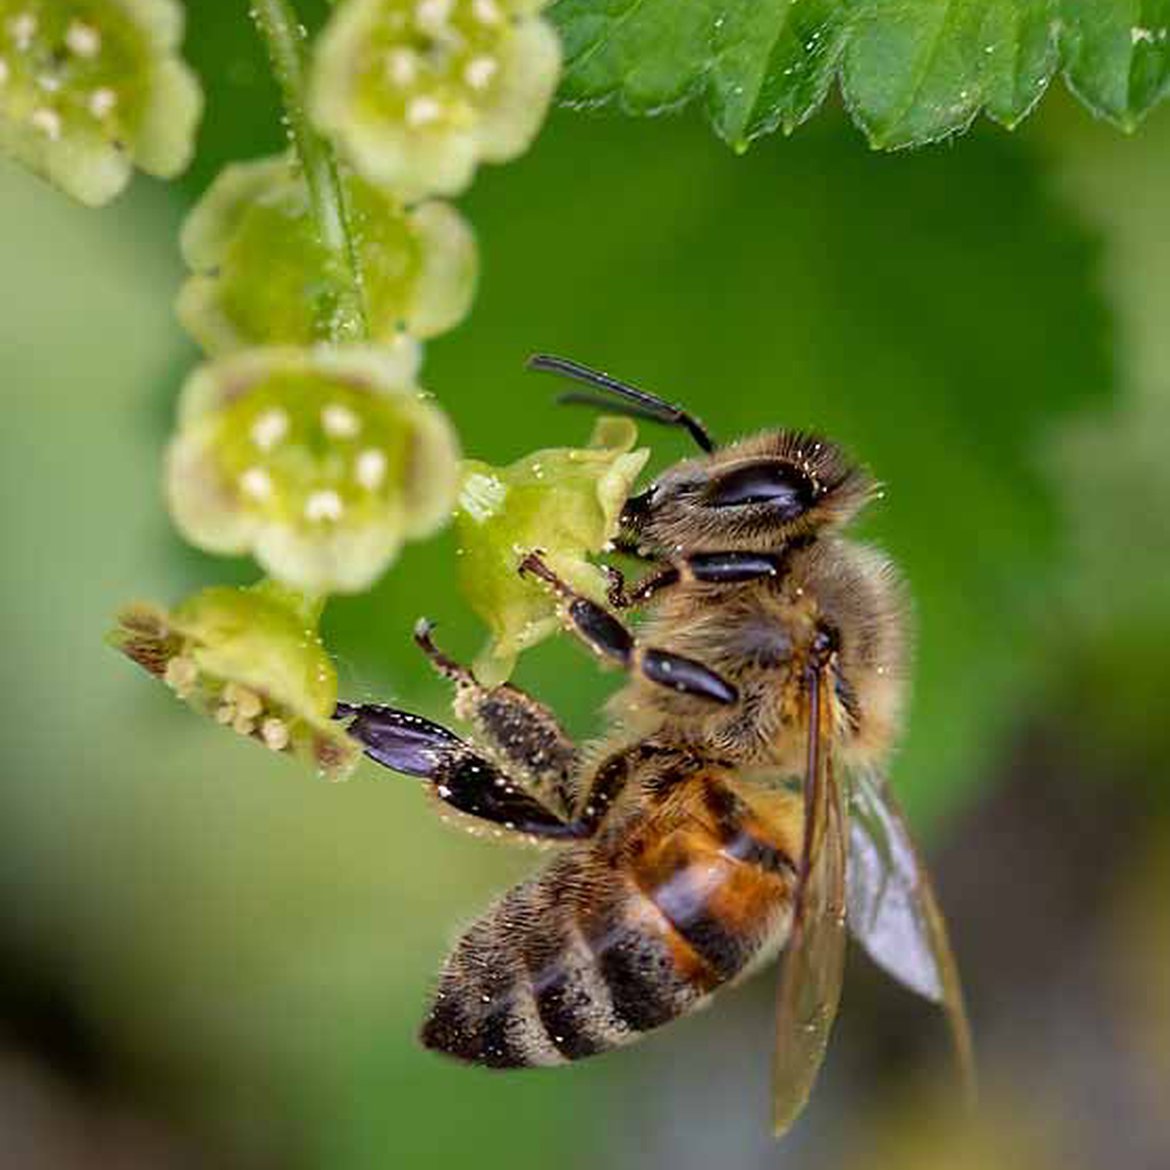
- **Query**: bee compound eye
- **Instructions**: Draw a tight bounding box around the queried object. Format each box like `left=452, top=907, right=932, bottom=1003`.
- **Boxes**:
left=705, top=461, right=816, bottom=519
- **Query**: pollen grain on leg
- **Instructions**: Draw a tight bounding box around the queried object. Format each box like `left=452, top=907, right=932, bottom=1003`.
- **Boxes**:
left=163, top=655, right=199, bottom=696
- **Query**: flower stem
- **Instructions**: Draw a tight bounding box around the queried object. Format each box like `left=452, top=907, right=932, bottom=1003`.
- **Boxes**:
left=251, top=0, right=367, bottom=343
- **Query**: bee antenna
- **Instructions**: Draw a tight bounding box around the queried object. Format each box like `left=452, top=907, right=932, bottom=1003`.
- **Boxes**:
left=526, top=354, right=716, bottom=453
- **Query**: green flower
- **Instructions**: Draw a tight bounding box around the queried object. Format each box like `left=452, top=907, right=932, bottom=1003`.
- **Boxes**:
left=109, top=581, right=361, bottom=779
left=310, top=0, right=560, bottom=199
left=455, top=417, right=649, bottom=683
left=166, top=344, right=461, bottom=594
left=0, top=0, right=201, bottom=206
left=177, top=153, right=478, bottom=355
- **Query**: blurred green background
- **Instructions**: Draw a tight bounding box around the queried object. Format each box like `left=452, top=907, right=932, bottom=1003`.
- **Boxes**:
left=2, top=3, right=1169, bottom=1168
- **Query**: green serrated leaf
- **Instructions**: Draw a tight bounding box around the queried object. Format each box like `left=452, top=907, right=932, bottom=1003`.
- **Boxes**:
left=553, top=0, right=845, bottom=146
left=844, top=0, right=1060, bottom=147
left=1060, top=0, right=1170, bottom=130
left=982, top=0, right=1059, bottom=127
left=551, top=0, right=1170, bottom=149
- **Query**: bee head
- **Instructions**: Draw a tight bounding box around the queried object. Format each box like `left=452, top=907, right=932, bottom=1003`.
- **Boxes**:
left=523, top=355, right=877, bottom=554
left=618, top=431, right=877, bottom=554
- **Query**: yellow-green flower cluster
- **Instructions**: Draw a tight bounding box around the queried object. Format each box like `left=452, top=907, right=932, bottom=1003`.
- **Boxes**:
left=0, top=0, right=200, bottom=205
left=162, top=0, right=565, bottom=602
left=311, top=0, right=561, bottom=199
left=110, top=582, right=361, bottom=780
left=110, top=0, right=570, bottom=776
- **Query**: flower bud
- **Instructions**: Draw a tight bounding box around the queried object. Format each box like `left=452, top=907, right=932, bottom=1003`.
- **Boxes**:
left=109, top=581, right=361, bottom=779
left=177, top=154, right=477, bottom=354
left=455, top=417, right=648, bottom=682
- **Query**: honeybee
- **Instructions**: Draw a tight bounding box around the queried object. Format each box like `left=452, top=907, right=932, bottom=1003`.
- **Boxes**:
left=337, top=355, right=974, bottom=1134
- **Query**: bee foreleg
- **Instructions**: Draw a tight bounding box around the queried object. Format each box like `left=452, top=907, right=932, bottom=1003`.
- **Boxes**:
left=335, top=703, right=585, bottom=839
left=604, top=551, right=784, bottom=610
left=518, top=553, right=738, bottom=705
left=604, top=563, right=680, bottom=609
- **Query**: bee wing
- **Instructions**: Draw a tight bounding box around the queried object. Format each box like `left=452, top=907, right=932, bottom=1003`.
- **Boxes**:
left=772, top=667, right=848, bottom=1137
left=846, top=766, right=976, bottom=1103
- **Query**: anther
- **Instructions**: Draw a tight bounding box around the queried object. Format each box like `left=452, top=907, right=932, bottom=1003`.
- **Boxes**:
left=66, top=21, right=101, bottom=58
left=464, top=56, right=498, bottom=90
left=385, top=48, right=417, bottom=86
left=321, top=403, right=361, bottom=438
left=407, top=96, right=442, bottom=127
left=88, top=87, right=118, bottom=118
left=30, top=108, right=61, bottom=140
left=251, top=408, right=289, bottom=450
left=355, top=448, right=387, bottom=490
left=304, top=489, right=344, bottom=522
left=261, top=718, right=290, bottom=751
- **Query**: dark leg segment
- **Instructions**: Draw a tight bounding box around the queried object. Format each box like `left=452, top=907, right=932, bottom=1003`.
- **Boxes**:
left=337, top=702, right=643, bottom=841
left=518, top=552, right=738, bottom=706
left=336, top=702, right=584, bottom=839
left=688, top=551, right=784, bottom=583
left=606, top=550, right=785, bottom=609
left=605, top=563, right=680, bottom=608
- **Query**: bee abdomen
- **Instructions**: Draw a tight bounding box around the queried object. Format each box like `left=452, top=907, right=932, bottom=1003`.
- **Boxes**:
left=572, top=864, right=718, bottom=1039
left=634, top=825, right=797, bottom=983
left=420, top=880, right=566, bottom=1069
left=421, top=849, right=729, bottom=1067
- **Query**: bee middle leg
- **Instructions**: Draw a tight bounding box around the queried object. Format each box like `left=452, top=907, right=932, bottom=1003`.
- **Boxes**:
left=518, top=552, right=738, bottom=706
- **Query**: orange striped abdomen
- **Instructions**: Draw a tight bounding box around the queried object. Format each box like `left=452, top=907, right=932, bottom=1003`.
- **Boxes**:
left=420, top=775, right=801, bottom=1067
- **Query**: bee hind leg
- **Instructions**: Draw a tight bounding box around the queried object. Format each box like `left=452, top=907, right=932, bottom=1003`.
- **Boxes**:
left=518, top=552, right=738, bottom=706
left=411, top=619, right=580, bottom=816
left=335, top=701, right=586, bottom=840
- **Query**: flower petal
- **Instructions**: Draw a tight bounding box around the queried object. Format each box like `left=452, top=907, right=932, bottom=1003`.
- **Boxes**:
left=475, top=16, right=560, bottom=162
